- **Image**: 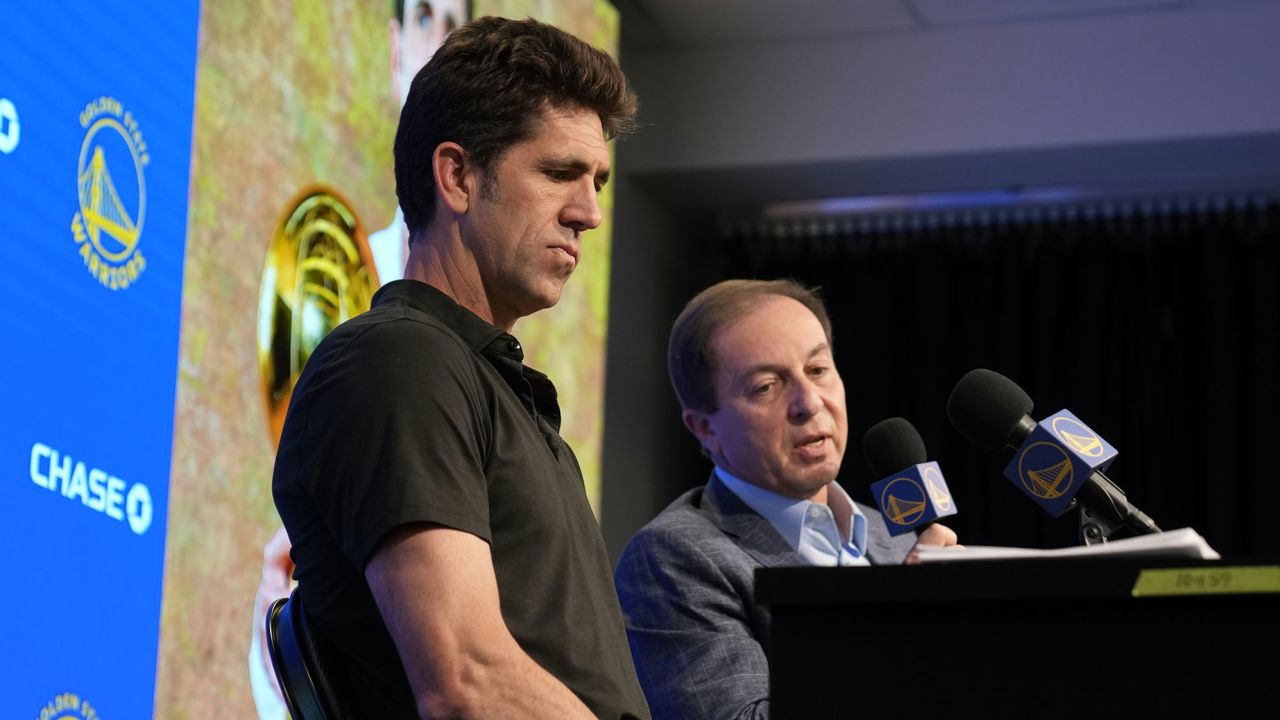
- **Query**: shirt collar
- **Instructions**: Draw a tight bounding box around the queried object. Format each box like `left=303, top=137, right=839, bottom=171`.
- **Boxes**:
left=371, top=279, right=562, bottom=438
left=372, top=279, right=506, bottom=353
left=714, top=466, right=867, bottom=556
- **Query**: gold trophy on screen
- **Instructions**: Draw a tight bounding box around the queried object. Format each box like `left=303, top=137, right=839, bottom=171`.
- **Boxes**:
left=257, top=186, right=379, bottom=445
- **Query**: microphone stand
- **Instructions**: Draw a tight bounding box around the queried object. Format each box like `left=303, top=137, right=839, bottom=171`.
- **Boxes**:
left=1078, top=502, right=1126, bottom=546
left=1075, top=471, right=1162, bottom=545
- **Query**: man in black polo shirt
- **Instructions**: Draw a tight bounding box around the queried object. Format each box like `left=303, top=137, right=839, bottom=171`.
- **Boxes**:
left=272, top=17, right=647, bottom=719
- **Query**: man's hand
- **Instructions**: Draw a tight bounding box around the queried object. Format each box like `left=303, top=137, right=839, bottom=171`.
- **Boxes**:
left=904, top=524, right=960, bottom=565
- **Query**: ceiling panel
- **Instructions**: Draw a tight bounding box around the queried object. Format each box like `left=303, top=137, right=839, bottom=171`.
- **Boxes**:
left=629, top=0, right=917, bottom=46
left=617, top=0, right=1280, bottom=49
left=909, top=0, right=1183, bottom=26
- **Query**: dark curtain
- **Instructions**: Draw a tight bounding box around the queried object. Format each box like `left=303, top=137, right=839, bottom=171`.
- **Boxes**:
left=718, top=199, right=1280, bottom=557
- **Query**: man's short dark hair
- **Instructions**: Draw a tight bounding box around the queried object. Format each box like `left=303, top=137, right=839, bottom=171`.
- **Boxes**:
left=394, top=15, right=639, bottom=235
left=668, top=279, right=835, bottom=413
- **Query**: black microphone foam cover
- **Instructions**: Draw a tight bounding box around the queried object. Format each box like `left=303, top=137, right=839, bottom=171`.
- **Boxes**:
left=946, top=368, right=1035, bottom=451
left=863, top=417, right=928, bottom=479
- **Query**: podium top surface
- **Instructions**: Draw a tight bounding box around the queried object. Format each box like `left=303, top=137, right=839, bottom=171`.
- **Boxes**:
left=755, top=557, right=1280, bottom=607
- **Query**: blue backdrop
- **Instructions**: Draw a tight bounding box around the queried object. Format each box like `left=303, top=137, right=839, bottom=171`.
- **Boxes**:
left=0, top=2, right=200, bottom=716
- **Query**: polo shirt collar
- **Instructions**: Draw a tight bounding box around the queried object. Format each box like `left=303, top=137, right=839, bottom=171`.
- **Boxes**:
left=372, top=279, right=506, bottom=353
left=370, top=279, right=563, bottom=439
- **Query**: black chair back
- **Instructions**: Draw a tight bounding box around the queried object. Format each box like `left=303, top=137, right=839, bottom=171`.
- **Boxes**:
left=265, top=587, right=344, bottom=720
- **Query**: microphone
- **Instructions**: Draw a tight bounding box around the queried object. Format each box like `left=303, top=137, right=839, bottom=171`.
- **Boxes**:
left=946, top=368, right=1160, bottom=540
left=863, top=417, right=957, bottom=536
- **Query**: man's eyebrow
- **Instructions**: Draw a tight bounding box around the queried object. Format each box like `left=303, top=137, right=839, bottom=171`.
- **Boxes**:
left=806, top=342, right=831, bottom=360
left=736, top=363, right=785, bottom=382
left=734, top=343, right=832, bottom=382
left=538, top=157, right=611, bottom=185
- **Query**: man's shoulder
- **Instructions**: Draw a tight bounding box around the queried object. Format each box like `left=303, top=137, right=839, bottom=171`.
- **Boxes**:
left=337, top=297, right=470, bottom=353
left=282, top=303, right=490, bottom=432
left=614, top=481, right=762, bottom=618
left=618, top=483, right=743, bottom=566
left=304, top=301, right=476, bottom=380
left=631, top=485, right=715, bottom=537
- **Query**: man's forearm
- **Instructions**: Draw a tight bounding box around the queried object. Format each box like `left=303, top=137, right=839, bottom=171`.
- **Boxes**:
left=367, top=525, right=596, bottom=720
left=406, top=640, right=594, bottom=719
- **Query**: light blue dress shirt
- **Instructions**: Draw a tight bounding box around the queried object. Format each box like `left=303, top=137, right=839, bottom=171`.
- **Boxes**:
left=716, top=467, right=870, bottom=567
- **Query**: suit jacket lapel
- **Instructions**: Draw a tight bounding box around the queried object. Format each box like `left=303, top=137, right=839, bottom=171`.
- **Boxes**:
left=860, top=500, right=918, bottom=565
left=701, top=472, right=803, bottom=568
left=859, top=500, right=897, bottom=565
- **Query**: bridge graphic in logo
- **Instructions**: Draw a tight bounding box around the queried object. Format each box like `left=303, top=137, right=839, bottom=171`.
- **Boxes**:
left=1017, top=441, right=1075, bottom=499
left=79, top=143, right=140, bottom=260
left=880, top=477, right=927, bottom=527
left=1051, top=416, right=1105, bottom=458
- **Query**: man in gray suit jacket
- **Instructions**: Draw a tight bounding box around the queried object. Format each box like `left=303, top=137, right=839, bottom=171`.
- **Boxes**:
left=614, top=279, right=958, bottom=720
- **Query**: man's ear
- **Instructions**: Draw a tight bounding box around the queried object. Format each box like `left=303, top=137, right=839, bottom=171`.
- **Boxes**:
left=432, top=141, right=474, bottom=216
left=682, top=408, right=720, bottom=458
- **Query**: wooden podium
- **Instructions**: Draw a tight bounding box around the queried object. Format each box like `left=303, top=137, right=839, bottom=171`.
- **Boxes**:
left=756, top=558, right=1279, bottom=719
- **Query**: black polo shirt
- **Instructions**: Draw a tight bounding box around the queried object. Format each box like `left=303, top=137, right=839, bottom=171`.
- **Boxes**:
left=273, top=279, right=649, bottom=719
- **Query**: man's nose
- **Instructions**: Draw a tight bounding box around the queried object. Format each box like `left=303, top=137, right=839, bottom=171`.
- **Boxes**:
left=788, top=380, right=823, bottom=422
left=562, top=179, right=603, bottom=233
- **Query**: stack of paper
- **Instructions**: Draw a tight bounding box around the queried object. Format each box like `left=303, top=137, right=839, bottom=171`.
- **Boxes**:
left=915, top=527, right=1220, bottom=563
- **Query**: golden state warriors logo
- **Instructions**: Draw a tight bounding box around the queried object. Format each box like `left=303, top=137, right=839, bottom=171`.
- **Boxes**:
left=880, top=477, right=927, bottom=527
left=34, top=692, right=101, bottom=720
left=1017, top=441, right=1075, bottom=499
left=924, top=465, right=952, bottom=512
left=71, top=96, right=149, bottom=290
left=1051, top=416, right=1105, bottom=458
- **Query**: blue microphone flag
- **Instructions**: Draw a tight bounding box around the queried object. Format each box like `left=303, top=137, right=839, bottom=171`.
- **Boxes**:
left=870, top=461, right=957, bottom=536
left=1002, top=409, right=1118, bottom=517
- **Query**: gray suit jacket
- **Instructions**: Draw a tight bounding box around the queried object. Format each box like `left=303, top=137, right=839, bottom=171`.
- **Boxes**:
left=614, top=473, right=917, bottom=720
